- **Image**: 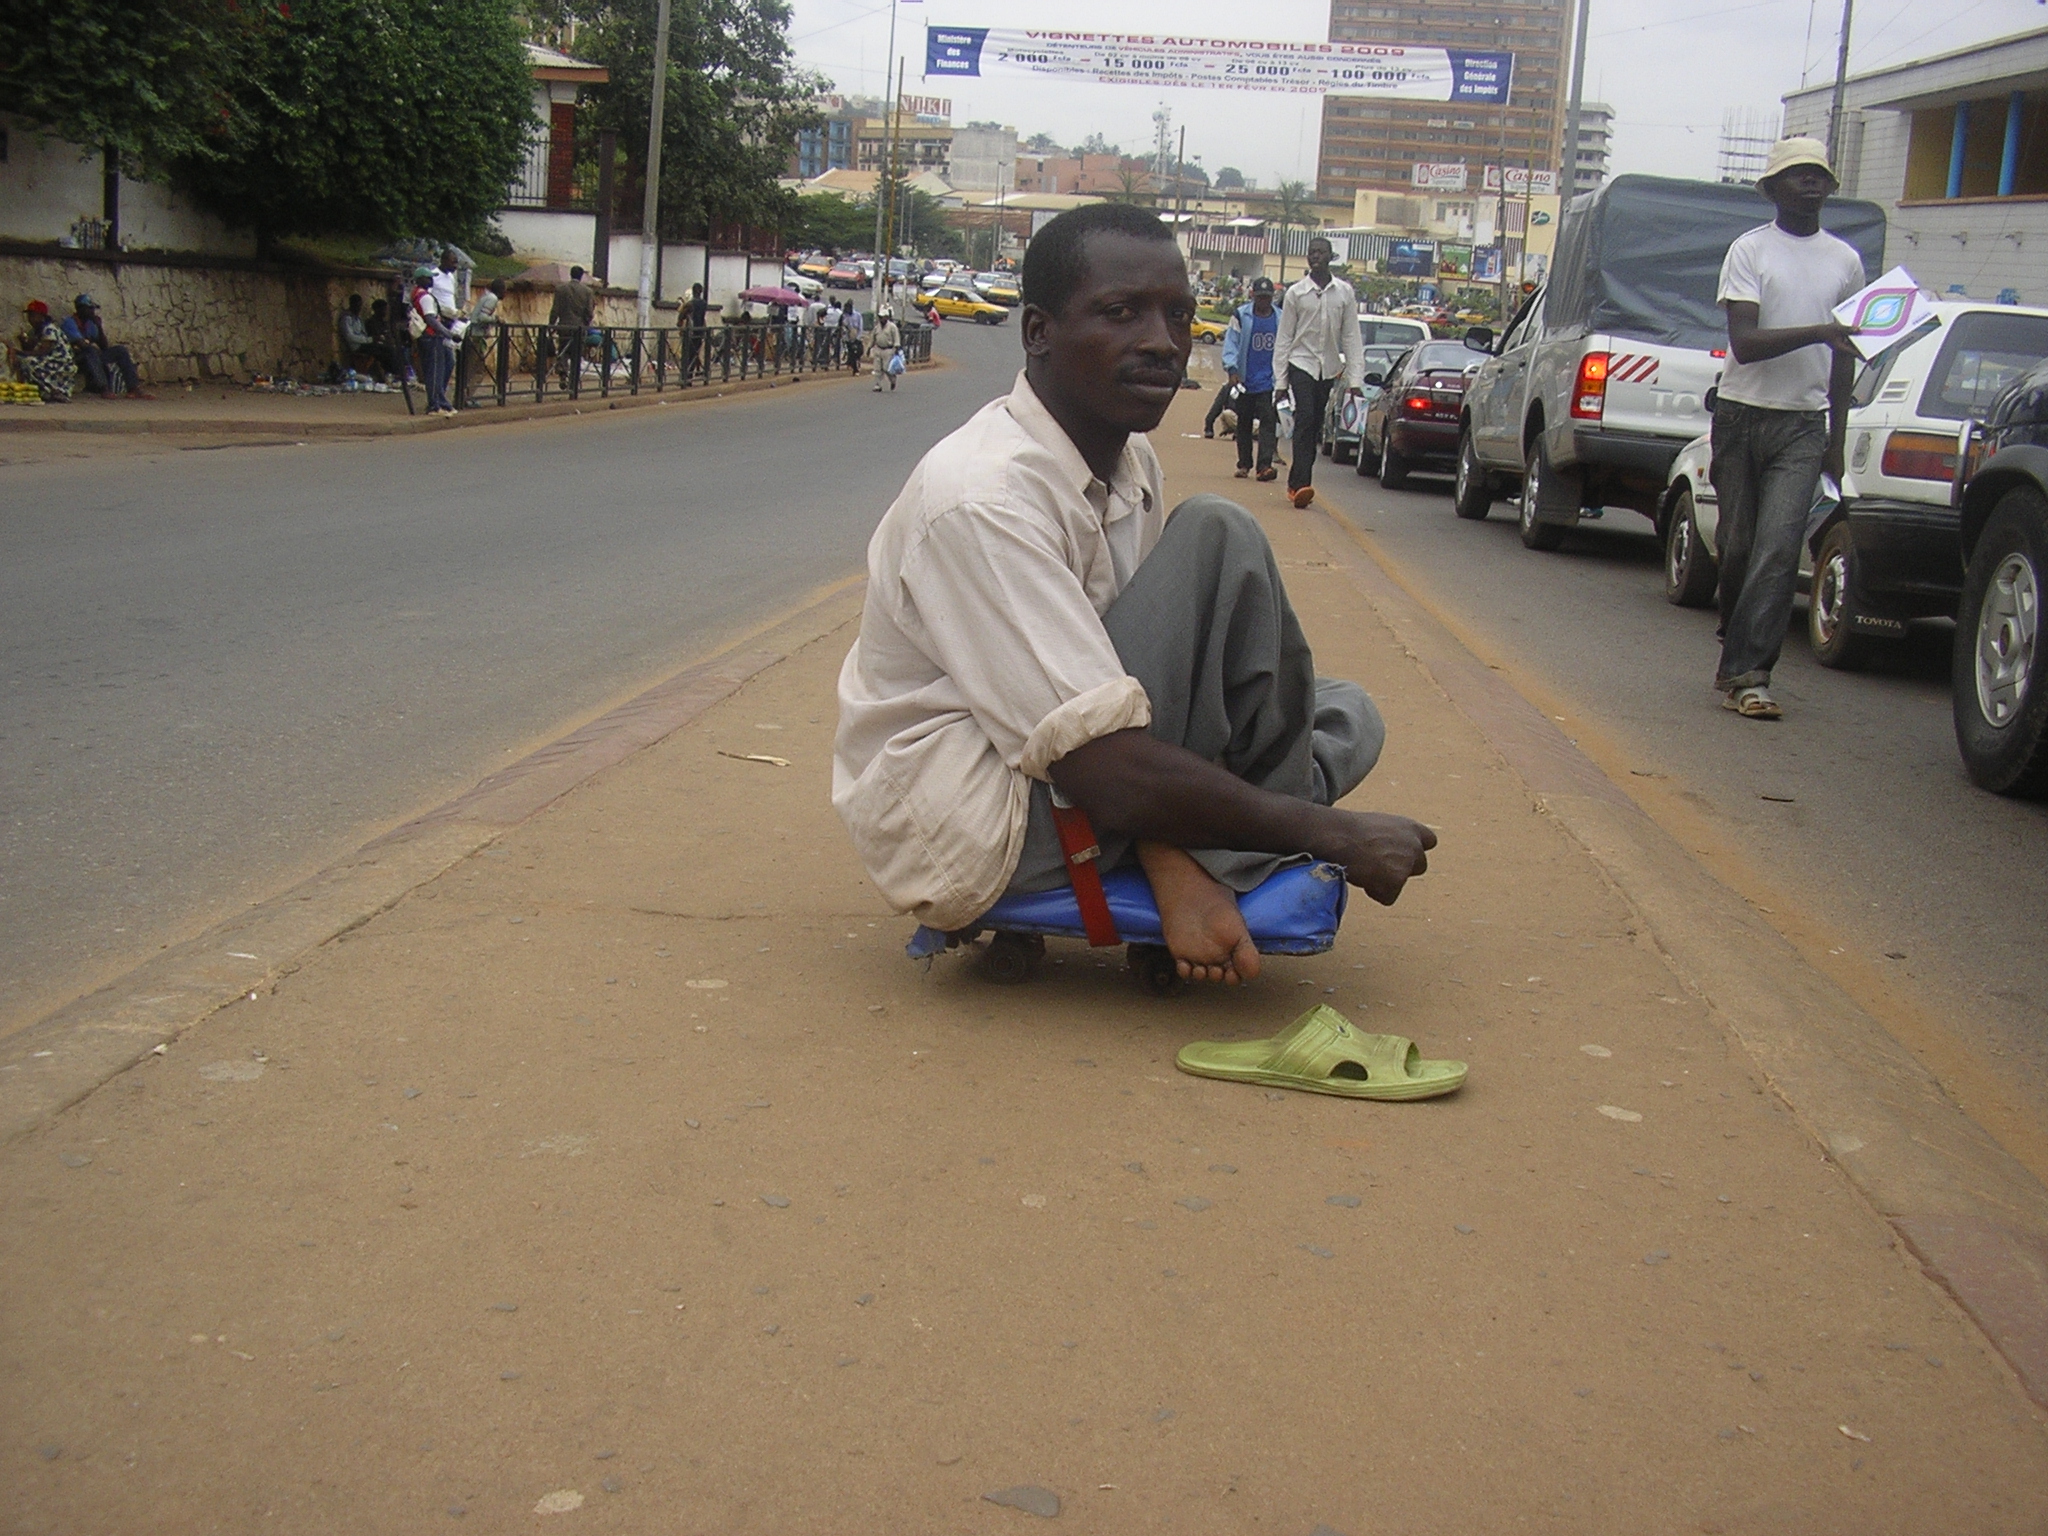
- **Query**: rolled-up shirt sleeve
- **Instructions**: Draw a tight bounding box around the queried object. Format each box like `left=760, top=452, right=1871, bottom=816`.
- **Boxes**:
left=898, top=497, right=1151, bottom=782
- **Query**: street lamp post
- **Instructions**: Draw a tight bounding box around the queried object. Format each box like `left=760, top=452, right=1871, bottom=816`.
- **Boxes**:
left=870, top=0, right=900, bottom=322
left=636, top=0, right=673, bottom=329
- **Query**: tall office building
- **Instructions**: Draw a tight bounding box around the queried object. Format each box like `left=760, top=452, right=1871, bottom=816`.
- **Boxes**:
left=1568, top=101, right=1614, bottom=193
left=1317, top=0, right=1573, bottom=205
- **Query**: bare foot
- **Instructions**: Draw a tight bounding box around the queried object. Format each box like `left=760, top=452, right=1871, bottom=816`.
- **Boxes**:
left=1136, top=842, right=1262, bottom=985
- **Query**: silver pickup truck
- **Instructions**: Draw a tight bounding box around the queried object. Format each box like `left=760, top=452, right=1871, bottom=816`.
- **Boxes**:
left=1452, top=175, right=1887, bottom=550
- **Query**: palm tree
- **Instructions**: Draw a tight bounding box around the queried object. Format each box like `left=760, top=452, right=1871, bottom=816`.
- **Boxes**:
left=1271, top=179, right=1314, bottom=286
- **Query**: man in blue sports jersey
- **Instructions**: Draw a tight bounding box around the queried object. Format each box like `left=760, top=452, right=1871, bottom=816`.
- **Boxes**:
left=1221, top=277, right=1281, bottom=480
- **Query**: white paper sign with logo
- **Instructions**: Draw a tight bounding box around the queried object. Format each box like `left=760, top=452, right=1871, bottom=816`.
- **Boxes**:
left=1833, top=265, right=1937, bottom=362
left=1482, top=165, right=1559, bottom=196
left=1412, top=163, right=1470, bottom=191
left=925, top=27, right=1514, bottom=101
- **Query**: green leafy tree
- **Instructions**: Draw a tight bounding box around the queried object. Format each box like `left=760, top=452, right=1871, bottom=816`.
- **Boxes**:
left=785, top=190, right=872, bottom=252
left=0, top=0, right=252, bottom=176
left=171, top=0, right=534, bottom=246
left=1214, top=166, right=1245, bottom=191
left=570, top=0, right=823, bottom=240
left=1270, top=178, right=1314, bottom=285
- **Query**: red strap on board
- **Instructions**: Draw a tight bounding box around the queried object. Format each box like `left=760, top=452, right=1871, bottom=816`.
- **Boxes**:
left=1048, top=802, right=1121, bottom=948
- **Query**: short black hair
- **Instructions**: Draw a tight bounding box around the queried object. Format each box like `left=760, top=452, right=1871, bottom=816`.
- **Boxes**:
left=1022, top=202, right=1177, bottom=315
left=570, top=265, right=585, bottom=280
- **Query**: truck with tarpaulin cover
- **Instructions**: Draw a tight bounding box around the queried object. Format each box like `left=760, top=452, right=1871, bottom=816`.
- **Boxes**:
left=1453, top=174, right=1887, bottom=549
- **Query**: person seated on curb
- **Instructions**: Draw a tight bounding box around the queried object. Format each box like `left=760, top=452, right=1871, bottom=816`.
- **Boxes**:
left=15, top=300, right=78, bottom=402
left=833, top=203, right=1435, bottom=985
left=338, top=294, right=384, bottom=377
left=60, top=293, right=150, bottom=398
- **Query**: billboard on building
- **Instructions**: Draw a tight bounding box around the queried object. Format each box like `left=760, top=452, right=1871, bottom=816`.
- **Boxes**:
left=1386, top=240, right=1437, bottom=278
left=1472, top=246, right=1504, bottom=282
left=1411, top=162, right=1469, bottom=191
left=1438, top=244, right=1472, bottom=277
left=1484, top=165, right=1560, bottom=196
left=925, top=28, right=1512, bottom=102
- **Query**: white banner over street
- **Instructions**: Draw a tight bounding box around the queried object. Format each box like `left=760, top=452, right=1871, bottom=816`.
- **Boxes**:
left=924, top=27, right=1514, bottom=103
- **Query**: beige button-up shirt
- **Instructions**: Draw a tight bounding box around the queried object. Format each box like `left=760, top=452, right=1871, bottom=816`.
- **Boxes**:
left=1274, top=272, right=1364, bottom=393
left=833, top=371, right=1164, bottom=929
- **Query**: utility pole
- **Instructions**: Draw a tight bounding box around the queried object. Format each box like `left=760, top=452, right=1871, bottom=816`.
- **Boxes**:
left=877, top=57, right=904, bottom=311
left=1826, top=0, right=1855, bottom=169
left=869, top=0, right=900, bottom=322
left=1494, top=15, right=1510, bottom=319
left=636, top=0, right=673, bottom=329
left=1561, top=0, right=1592, bottom=200
left=1172, top=125, right=1189, bottom=276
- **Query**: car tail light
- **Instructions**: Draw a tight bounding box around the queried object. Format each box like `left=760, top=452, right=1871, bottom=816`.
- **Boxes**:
left=1404, top=395, right=1432, bottom=414
left=1881, top=429, right=1960, bottom=482
left=1571, top=352, right=1609, bottom=420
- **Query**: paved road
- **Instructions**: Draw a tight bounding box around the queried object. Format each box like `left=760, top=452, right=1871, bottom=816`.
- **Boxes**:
left=0, top=323, right=1027, bottom=1035
left=1302, top=446, right=2048, bottom=1118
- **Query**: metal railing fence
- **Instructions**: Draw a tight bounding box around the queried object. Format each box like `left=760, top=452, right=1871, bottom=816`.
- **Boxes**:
left=432, top=320, right=934, bottom=411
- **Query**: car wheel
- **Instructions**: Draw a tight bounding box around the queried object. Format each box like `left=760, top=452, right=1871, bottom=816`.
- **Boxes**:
left=1953, top=487, right=2048, bottom=796
left=1378, top=433, right=1409, bottom=490
left=1356, top=424, right=1381, bottom=476
left=1808, top=521, right=1883, bottom=670
left=1662, top=487, right=1718, bottom=607
left=1202, top=333, right=1219, bottom=345
left=1518, top=435, right=1573, bottom=551
left=1453, top=426, right=1492, bottom=520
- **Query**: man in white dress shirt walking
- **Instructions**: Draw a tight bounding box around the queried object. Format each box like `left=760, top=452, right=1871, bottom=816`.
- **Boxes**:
left=1274, top=235, right=1364, bottom=509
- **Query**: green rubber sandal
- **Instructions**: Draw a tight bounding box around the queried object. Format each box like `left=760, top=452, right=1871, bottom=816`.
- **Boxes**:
left=1176, top=1005, right=1467, bottom=1101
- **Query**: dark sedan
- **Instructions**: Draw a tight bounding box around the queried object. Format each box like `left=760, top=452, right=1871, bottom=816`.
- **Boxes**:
left=1357, top=340, right=1484, bottom=490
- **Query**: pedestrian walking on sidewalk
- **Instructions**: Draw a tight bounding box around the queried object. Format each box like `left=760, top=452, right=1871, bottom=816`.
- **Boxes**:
left=1275, top=237, right=1363, bottom=508
left=1223, top=276, right=1282, bottom=481
left=871, top=314, right=901, bottom=391
left=1710, top=137, right=1866, bottom=721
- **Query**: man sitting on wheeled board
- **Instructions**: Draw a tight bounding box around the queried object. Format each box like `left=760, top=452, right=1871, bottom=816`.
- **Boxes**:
left=832, top=203, right=1435, bottom=985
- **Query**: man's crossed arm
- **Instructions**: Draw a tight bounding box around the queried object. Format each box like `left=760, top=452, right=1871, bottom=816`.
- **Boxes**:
left=1047, top=728, right=1434, bottom=906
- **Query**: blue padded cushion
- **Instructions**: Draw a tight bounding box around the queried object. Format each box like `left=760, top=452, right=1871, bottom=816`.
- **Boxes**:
left=953, top=860, right=1348, bottom=956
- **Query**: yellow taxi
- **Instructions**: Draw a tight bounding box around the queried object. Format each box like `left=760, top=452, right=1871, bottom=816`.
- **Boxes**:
left=975, top=273, right=1022, bottom=306
left=1190, top=315, right=1229, bottom=344
left=797, top=257, right=834, bottom=280
left=924, top=286, right=1010, bottom=324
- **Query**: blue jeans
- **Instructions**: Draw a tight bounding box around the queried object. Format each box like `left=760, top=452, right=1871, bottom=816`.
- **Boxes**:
left=1709, top=399, right=1827, bottom=690
left=419, top=336, right=454, bottom=412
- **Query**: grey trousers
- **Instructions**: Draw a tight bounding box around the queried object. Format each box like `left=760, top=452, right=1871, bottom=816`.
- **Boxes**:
left=1006, top=494, right=1385, bottom=897
left=1710, top=399, right=1828, bottom=690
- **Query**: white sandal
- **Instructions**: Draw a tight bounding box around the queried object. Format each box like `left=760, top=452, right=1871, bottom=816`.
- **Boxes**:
left=1722, top=685, right=1782, bottom=719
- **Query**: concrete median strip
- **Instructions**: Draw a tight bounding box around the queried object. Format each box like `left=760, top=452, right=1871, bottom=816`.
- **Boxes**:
left=1311, top=498, right=2048, bottom=1410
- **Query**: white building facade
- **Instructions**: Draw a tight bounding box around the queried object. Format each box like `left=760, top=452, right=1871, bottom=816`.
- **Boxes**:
left=1783, top=27, right=2048, bottom=303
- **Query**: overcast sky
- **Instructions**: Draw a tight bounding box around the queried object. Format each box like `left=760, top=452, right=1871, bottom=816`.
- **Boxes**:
left=785, top=0, right=2041, bottom=188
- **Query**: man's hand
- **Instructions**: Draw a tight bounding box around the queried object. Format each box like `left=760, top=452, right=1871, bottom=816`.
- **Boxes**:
left=1820, top=319, right=1860, bottom=357
left=1314, top=810, right=1436, bottom=905
left=1226, top=369, right=1240, bottom=385
left=1824, top=439, right=1847, bottom=481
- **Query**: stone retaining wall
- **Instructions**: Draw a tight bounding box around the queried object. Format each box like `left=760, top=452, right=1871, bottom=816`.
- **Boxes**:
left=1, top=247, right=391, bottom=383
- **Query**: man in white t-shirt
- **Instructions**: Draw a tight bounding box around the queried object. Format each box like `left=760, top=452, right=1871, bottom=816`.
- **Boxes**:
left=1710, top=136, right=1867, bottom=719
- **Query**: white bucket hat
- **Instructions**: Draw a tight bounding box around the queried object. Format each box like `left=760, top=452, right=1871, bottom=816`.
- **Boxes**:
left=1759, top=136, right=1837, bottom=187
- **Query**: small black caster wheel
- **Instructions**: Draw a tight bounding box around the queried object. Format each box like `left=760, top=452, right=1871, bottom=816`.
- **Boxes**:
left=981, top=931, right=1043, bottom=984
left=1127, top=943, right=1183, bottom=996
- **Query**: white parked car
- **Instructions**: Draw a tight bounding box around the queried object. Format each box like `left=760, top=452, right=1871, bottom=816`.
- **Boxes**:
left=1657, top=298, right=2048, bottom=668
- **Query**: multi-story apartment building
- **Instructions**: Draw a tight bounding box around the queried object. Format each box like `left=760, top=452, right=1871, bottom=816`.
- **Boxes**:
left=1568, top=100, right=1613, bottom=193
left=1316, top=0, right=1572, bottom=205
